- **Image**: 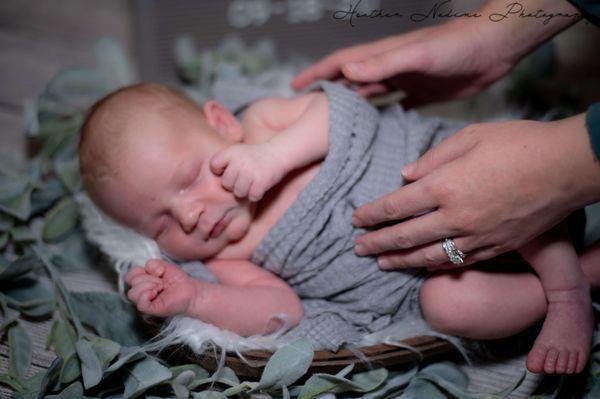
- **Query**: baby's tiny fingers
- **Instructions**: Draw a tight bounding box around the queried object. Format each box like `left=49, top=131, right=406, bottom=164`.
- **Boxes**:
left=125, top=266, right=146, bottom=285
left=221, top=164, right=239, bottom=191
left=233, top=174, right=252, bottom=198
left=146, top=259, right=166, bottom=277
left=130, top=274, right=163, bottom=288
left=248, top=182, right=266, bottom=202
left=210, top=150, right=231, bottom=175
left=128, top=281, right=160, bottom=303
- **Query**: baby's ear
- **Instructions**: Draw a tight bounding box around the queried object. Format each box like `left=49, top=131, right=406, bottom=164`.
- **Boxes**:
left=202, top=101, right=243, bottom=142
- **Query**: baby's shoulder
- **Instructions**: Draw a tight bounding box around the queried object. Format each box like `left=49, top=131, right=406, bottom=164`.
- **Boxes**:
left=242, top=92, right=326, bottom=132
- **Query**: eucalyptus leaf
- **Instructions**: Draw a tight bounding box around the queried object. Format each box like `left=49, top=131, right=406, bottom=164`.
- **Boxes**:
left=48, top=318, right=77, bottom=359
left=0, top=253, right=41, bottom=280
left=0, top=232, right=8, bottom=249
left=95, top=37, right=135, bottom=88
left=71, top=291, right=150, bottom=346
left=54, top=158, right=81, bottom=193
left=222, top=381, right=259, bottom=396
left=76, top=339, right=103, bottom=389
left=0, top=372, right=24, bottom=391
left=104, top=347, right=145, bottom=374
left=171, top=369, right=195, bottom=399
left=90, top=336, right=121, bottom=370
left=0, top=213, right=14, bottom=231
left=192, top=391, right=227, bottom=399
left=13, top=357, right=63, bottom=399
left=3, top=276, right=54, bottom=318
left=44, top=68, right=108, bottom=110
left=8, top=323, right=31, bottom=378
left=60, top=352, right=82, bottom=384
left=42, top=197, right=78, bottom=243
left=170, top=364, right=209, bottom=381
left=360, top=367, right=420, bottom=399
left=10, top=225, right=36, bottom=242
left=298, top=368, right=388, bottom=399
left=256, top=338, right=313, bottom=390
left=30, top=178, right=67, bottom=216
left=44, top=381, right=84, bottom=399
left=0, top=179, right=33, bottom=221
left=400, top=378, right=447, bottom=399
left=12, top=368, right=46, bottom=399
left=0, top=302, right=20, bottom=333
left=123, top=357, right=172, bottom=399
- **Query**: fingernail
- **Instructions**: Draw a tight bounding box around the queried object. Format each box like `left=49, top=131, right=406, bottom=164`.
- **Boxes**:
left=378, top=257, right=390, bottom=268
left=401, top=163, right=415, bottom=177
left=345, top=62, right=364, bottom=75
left=352, top=215, right=363, bottom=227
left=355, top=242, right=366, bottom=256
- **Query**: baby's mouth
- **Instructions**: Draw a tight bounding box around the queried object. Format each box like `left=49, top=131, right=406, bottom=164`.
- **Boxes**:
left=207, top=210, right=231, bottom=239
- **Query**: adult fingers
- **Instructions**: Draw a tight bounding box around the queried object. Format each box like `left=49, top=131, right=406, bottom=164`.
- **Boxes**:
left=401, top=126, right=480, bottom=181
left=355, top=211, right=452, bottom=256
left=375, top=236, right=474, bottom=270
left=356, top=83, right=390, bottom=98
left=353, top=180, right=437, bottom=228
left=292, top=55, right=345, bottom=90
left=341, top=45, right=425, bottom=83
left=378, top=242, right=500, bottom=270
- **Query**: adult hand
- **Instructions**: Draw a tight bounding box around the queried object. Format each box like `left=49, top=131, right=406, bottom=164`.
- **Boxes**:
left=352, top=114, right=600, bottom=269
left=292, top=0, right=580, bottom=108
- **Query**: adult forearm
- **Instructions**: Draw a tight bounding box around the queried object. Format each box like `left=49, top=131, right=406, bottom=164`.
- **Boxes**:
left=476, top=0, right=582, bottom=65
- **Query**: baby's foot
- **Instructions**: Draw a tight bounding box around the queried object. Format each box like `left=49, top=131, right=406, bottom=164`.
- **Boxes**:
left=526, top=283, right=594, bottom=374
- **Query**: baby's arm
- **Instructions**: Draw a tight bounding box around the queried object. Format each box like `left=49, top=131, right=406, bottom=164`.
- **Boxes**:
left=210, top=93, right=329, bottom=201
left=125, top=259, right=303, bottom=336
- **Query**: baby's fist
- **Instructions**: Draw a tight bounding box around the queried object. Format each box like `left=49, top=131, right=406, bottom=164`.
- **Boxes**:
left=126, top=259, right=196, bottom=318
left=210, top=142, right=287, bottom=201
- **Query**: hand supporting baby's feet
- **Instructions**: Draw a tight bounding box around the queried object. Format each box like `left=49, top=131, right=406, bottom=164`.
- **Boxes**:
left=526, top=282, right=594, bottom=374
left=124, top=259, right=200, bottom=318
left=210, top=142, right=288, bottom=201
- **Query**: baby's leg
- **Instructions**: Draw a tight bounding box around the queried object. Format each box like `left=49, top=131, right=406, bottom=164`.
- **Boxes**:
left=519, top=225, right=593, bottom=374
left=421, top=268, right=547, bottom=340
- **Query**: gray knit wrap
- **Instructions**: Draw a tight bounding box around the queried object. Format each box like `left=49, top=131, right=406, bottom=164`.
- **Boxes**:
left=247, top=82, right=465, bottom=350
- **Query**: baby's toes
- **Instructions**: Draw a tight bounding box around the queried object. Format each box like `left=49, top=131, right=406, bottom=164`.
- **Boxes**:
left=555, top=349, right=569, bottom=374
left=576, top=349, right=588, bottom=373
left=565, top=351, right=578, bottom=374
left=543, top=348, right=560, bottom=374
left=526, top=345, right=548, bottom=373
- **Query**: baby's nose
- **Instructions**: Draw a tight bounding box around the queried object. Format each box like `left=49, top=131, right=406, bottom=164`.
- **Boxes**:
left=175, top=203, right=202, bottom=234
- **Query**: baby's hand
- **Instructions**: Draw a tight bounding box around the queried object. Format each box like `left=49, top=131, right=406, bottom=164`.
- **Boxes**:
left=210, top=142, right=288, bottom=201
left=124, top=259, right=198, bottom=318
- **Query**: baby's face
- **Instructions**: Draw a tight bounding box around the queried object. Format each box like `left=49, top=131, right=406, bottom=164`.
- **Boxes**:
left=93, top=113, right=254, bottom=260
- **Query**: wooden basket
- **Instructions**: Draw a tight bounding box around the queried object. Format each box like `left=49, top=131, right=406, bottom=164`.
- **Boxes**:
left=191, top=336, right=455, bottom=378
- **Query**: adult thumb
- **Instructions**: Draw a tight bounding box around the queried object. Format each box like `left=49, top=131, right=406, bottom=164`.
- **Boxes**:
left=341, top=46, right=422, bottom=83
left=402, top=128, right=478, bottom=181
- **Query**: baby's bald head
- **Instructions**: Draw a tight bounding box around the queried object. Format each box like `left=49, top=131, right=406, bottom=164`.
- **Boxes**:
left=79, top=83, right=204, bottom=196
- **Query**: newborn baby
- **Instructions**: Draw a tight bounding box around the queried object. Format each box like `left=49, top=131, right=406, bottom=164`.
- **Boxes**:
left=79, top=83, right=592, bottom=373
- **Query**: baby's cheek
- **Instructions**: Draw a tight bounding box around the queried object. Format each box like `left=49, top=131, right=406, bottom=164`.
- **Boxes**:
left=227, top=212, right=251, bottom=241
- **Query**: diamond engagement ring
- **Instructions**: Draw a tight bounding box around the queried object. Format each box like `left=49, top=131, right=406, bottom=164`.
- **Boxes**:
left=442, top=238, right=466, bottom=265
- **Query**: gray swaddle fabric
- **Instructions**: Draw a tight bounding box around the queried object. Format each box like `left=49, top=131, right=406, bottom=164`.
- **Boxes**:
left=251, top=81, right=465, bottom=350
